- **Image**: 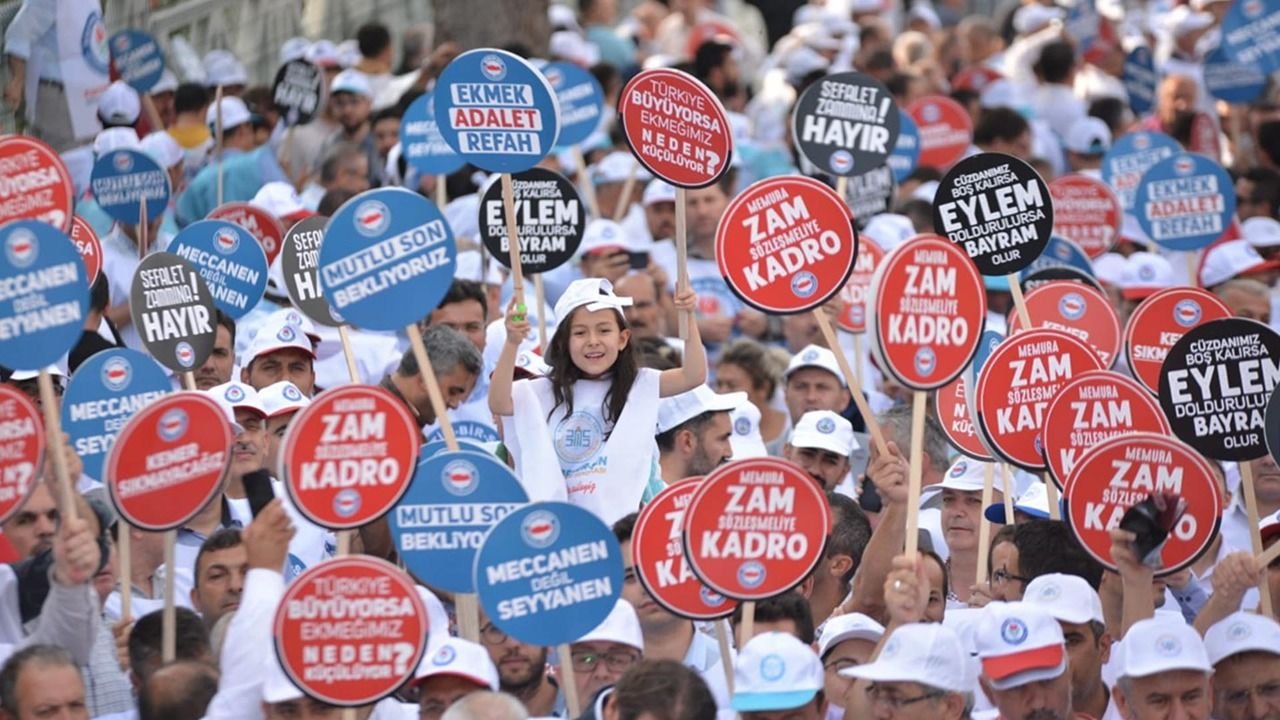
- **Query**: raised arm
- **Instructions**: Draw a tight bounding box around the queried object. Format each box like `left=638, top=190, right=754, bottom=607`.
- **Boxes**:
left=658, top=288, right=707, bottom=397
left=489, top=298, right=531, bottom=417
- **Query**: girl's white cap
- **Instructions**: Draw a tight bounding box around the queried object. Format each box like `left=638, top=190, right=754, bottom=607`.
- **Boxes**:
left=553, top=278, right=633, bottom=320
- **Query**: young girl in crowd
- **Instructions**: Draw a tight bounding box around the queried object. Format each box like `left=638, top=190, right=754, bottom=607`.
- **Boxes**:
left=490, top=278, right=705, bottom=524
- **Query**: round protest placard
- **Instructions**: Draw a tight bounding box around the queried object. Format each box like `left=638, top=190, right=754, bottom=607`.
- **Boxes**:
left=836, top=237, right=885, bottom=334
left=474, top=501, right=623, bottom=647
left=109, top=30, right=165, bottom=92
left=716, top=175, right=856, bottom=315
left=0, top=385, right=43, bottom=524
left=426, top=420, right=499, bottom=445
left=62, top=348, right=171, bottom=481
left=90, top=149, right=171, bottom=227
left=1221, top=0, right=1280, bottom=74
left=1049, top=174, right=1121, bottom=258
left=128, top=252, right=218, bottom=374
left=272, top=59, right=323, bottom=127
left=479, top=168, right=584, bottom=274
left=419, top=438, right=488, bottom=459
left=869, top=234, right=987, bottom=390
left=1101, top=130, right=1180, bottom=210
left=390, top=449, right=528, bottom=593
left=170, top=220, right=268, bottom=320
left=318, top=188, right=456, bottom=332
left=842, top=165, right=896, bottom=229
left=1122, top=47, right=1157, bottom=117
left=1017, top=235, right=1095, bottom=284
left=888, top=110, right=920, bottom=183
left=1158, top=318, right=1280, bottom=461
left=0, top=136, right=73, bottom=232
left=105, top=391, right=231, bottom=531
left=961, top=329, right=1005, bottom=459
left=938, top=375, right=993, bottom=460
left=207, top=202, right=286, bottom=266
left=905, top=96, right=972, bottom=170
left=975, top=329, right=1103, bottom=470
left=70, top=216, right=101, bottom=283
left=682, top=457, right=830, bottom=600
left=400, top=92, right=466, bottom=176
left=617, top=67, right=733, bottom=188
left=274, top=556, right=428, bottom=707
left=281, top=385, right=419, bottom=530
left=1264, top=388, right=1280, bottom=466
left=791, top=71, right=900, bottom=178
left=280, top=216, right=341, bottom=327
left=1006, top=281, right=1120, bottom=368
left=633, top=479, right=736, bottom=620
left=433, top=48, right=560, bottom=174
left=1022, top=266, right=1104, bottom=295
left=1124, top=287, right=1232, bottom=394
left=933, top=152, right=1053, bottom=276
left=1042, top=370, right=1171, bottom=487
left=1064, top=432, right=1222, bottom=576
left=1204, top=47, right=1267, bottom=104
left=1135, top=153, right=1235, bottom=252
left=0, top=220, right=90, bottom=369
left=541, top=61, right=605, bottom=147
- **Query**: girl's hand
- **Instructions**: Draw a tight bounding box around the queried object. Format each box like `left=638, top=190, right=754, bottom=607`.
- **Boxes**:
left=673, top=287, right=697, bottom=312
left=504, top=298, right=530, bottom=346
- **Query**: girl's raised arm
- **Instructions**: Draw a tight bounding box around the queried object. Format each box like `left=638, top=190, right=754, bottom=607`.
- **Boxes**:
left=659, top=288, right=708, bottom=397
left=489, top=299, right=531, bottom=417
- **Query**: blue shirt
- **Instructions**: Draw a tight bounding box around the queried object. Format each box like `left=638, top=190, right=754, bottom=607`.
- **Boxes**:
left=175, top=145, right=288, bottom=227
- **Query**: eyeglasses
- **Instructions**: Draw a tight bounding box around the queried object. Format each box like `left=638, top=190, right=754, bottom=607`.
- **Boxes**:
left=867, top=685, right=946, bottom=711
left=1221, top=682, right=1280, bottom=710
left=479, top=623, right=509, bottom=646
left=570, top=649, right=641, bottom=674
left=992, top=568, right=1031, bottom=586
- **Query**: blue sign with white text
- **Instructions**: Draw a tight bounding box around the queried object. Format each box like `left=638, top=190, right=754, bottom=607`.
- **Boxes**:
left=1122, top=47, right=1157, bottom=117
left=110, top=29, right=165, bottom=92
left=400, top=92, right=466, bottom=176
left=0, top=221, right=89, bottom=369
left=1204, top=47, right=1267, bottom=105
left=1135, top=153, right=1235, bottom=252
left=90, top=150, right=171, bottom=226
left=62, top=348, right=170, bottom=479
left=888, top=109, right=920, bottom=184
left=541, top=61, right=605, bottom=148
left=474, top=501, right=622, bottom=646
left=1018, top=235, right=1095, bottom=283
left=169, top=220, right=268, bottom=319
left=1221, top=0, right=1280, bottom=74
left=391, top=450, right=528, bottom=593
left=428, top=420, right=500, bottom=445
left=1101, top=131, right=1179, bottom=210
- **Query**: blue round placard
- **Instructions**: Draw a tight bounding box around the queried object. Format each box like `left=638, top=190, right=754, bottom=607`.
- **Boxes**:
left=1221, top=0, right=1280, bottom=74
left=541, top=61, right=604, bottom=148
left=169, top=220, right=268, bottom=319
left=1135, top=153, right=1235, bottom=252
left=400, top=92, right=466, bottom=176
left=1100, top=131, right=1180, bottom=210
left=0, top=221, right=90, bottom=369
left=90, top=149, right=171, bottom=226
left=1122, top=47, right=1157, bottom=117
left=427, top=420, right=499, bottom=445
left=109, top=29, right=165, bottom=92
left=1204, top=47, right=1267, bottom=105
left=61, top=348, right=170, bottom=479
left=888, top=109, right=920, bottom=184
left=1018, top=235, right=1095, bottom=283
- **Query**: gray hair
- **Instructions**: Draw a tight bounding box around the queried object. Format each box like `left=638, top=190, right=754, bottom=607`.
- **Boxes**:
left=397, top=325, right=483, bottom=379
left=0, top=645, right=79, bottom=713
left=441, top=691, right=529, bottom=720
left=877, top=404, right=951, bottom=471
left=1214, top=277, right=1270, bottom=299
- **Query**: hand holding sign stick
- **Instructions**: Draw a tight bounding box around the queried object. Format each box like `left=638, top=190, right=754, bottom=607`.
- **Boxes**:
left=500, top=174, right=528, bottom=323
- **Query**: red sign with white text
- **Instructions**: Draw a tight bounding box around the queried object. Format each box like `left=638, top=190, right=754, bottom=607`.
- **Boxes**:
left=1049, top=174, right=1121, bottom=258
left=618, top=68, right=733, bottom=188
left=717, top=175, right=856, bottom=315
left=274, top=556, right=428, bottom=706
left=0, top=136, right=74, bottom=233
left=1123, top=287, right=1233, bottom=395
left=683, top=457, right=830, bottom=601
left=69, top=216, right=102, bottom=283
left=837, top=237, right=885, bottom=333
left=975, top=329, right=1103, bottom=470
left=870, top=235, right=986, bottom=390
left=1064, top=432, right=1221, bottom=576
left=1042, top=370, right=1170, bottom=488
left=105, top=392, right=232, bottom=530
left=633, top=478, right=737, bottom=620
left=906, top=96, right=972, bottom=170
left=0, top=385, right=43, bottom=525
left=937, top=375, right=993, bottom=460
left=208, top=202, right=286, bottom=265
left=281, top=385, right=419, bottom=530
left=1007, top=281, right=1121, bottom=369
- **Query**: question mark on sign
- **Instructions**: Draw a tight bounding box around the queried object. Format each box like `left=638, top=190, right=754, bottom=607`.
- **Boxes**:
left=705, top=151, right=721, bottom=178
left=392, top=642, right=415, bottom=675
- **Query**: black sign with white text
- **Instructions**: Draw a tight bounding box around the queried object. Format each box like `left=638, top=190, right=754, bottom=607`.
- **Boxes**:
left=480, top=168, right=585, bottom=274
left=792, top=72, right=900, bottom=178
left=128, top=253, right=217, bottom=374
left=932, top=152, right=1053, bottom=276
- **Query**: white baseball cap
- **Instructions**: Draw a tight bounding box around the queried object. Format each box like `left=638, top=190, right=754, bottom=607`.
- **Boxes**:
left=1013, top=4, right=1064, bottom=33
left=862, top=214, right=916, bottom=252
left=5, top=365, right=65, bottom=383
left=93, top=127, right=141, bottom=158
left=140, top=131, right=183, bottom=170
left=842, top=623, right=971, bottom=692
left=1119, top=214, right=1153, bottom=248
left=786, top=345, right=846, bottom=387
left=729, top=402, right=770, bottom=459
left=412, top=637, right=500, bottom=690
left=208, top=381, right=267, bottom=419
left=252, top=182, right=313, bottom=222
left=330, top=68, right=373, bottom=99
left=1023, top=574, right=1105, bottom=625
left=593, top=151, right=651, bottom=186
left=1065, top=118, right=1112, bottom=156
left=553, top=277, right=633, bottom=322
left=818, top=613, right=885, bottom=659
left=642, top=179, right=677, bottom=207
left=1092, top=252, right=1126, bottom=287
left=1200, top=239, right=1280, bottom=288
left=152, top=69, right=179, bottom=94
left=241, top=318, right=316, bottom=368
left=577, top=600, right=645, bottom=653
left=1120, top=251, right=1175, bottom=299
left=1167, top=4, right=1214, bottom=37
left=975, top=602, right=1068, bottom=691
left=258, top=381, right=311, bottom=418
left=203, top=49, right=249, bottom=87
left=1242, top=217, right=1280, bottom=249
left=579, top=219, right=632, bottom=257
left=1204, top=611, right=1280, bottom=666
left=789, top=410, right=856, bottom=457
left=939, top=457, right=992, bottom=493
left=305, top=40, right=341, bottom=68
left=1118, top=615, right=1212, bottom=679
left=280, top=37, right=312, bottom=64
left=206, top=96, right=253, bottom=130
left=98, top=81, right=141, bottom=125
left=657, top=384, right=748, bottom=434
left=985, top=480, right=1053, bottom=523
left=732, top=632, right=824, bottom=712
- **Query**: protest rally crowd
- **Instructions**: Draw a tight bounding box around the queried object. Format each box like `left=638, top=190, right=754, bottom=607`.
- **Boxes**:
left=3, top=0, right=1280, bottom=718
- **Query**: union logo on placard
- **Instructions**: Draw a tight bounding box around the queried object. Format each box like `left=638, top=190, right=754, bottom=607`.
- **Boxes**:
left=791, top=271, right=818, bottom=298
left=175, top=342, right=196, bottom=368
left=521, top=510, right=560, bottom=548
left=700, top=586, right=726, bottom=607
left=102, top=356, right=132, bottom=391
left=922, top=104, right=940, bottom=123
left=1059, top=293, right=1086, bottom=321
left=353, top=200, right=390, bottom=238
left=544, top=67, right=564, bottom=87
left=5, top=229, right=37, bottom=268
left=553, top=411, right=604, bottom=464
left=113, top=152, right=134, bottom=173
left=1174, top=157, right=1195, bottom=176
left=1174, top=299, right=1202, bottom=327
left=734, top=417, right=751, bottom=436
left=738, top=561, right=766, bottom=589
left=1245, top=0, right=1262, bottom=17
left=1053, top=242, right=1071, bottom=260
left=829, top=150, right=854, bottom=174
left=224, top=385, right=246, bottom=403
left=213, top=228, right=240, bottom=255
left=1001, top=618, right=1028, bottom=645
left=481, top=54, right=508, bottom=81
left=441, top=459, right=479, bottom=497
left=334, top=488, right=362, bottom=518
left=1134, top=134, right=1151, bottom=151
left=157, top=408, right=188, bottom=442
left=432, top=645, right=457, bottom=666
left=914, top=347, right=937, bottom=377
left=114, top=35, right=130, bottom=52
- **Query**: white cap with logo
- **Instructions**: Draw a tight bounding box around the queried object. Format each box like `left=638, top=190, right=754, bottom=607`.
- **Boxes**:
left=206, top=96, right=252, bottom=130
left=242, top=316, right=316, bottom=368
left=786, top=345, right=847, bottom=388
left=818, top=612, right=885, bottom=659
left=1204, top=611, right=1280, bottom=666
left=98, top=81, right=141, bottom=125
left=1200, top=239, right=1280, bottom=288
left=1023, top=573, right=1104, bottom=625
left=789, top=410, right=856, bottom=457
left=974, top=602, right=1068, bottom=691
left=553, top=278, right=633, bottom=322
left=208, top=381, right=267, bottom=419
left=1119, top=614, right=1212, bottom=678
left=657, top=384, right=748, bottom=434
left=1242, top=217, right=1280, bottom=249
left=577, top=599, right=645, bottom=652
left=938, top=457, right=993, bottom=493
left=412, top=636, right=500, bottom=690
left=729, top=402, right=769, bottom=459
left=842, top=622, right=971, bottom=692
left=258, top=381, right=311, bottom=418
left=732, top=632, right=825, bottom=712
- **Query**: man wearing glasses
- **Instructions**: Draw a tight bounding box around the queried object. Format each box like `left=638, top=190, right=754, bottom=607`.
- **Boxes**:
left=1205, top=611, right=1280, bottom=720
left=475, top=609, right=560, bottom=717
left=841, top=623, right=972, bottom=720
left=567, top=600, right=645, bottom=717
left=817, top=613, right=883, bottom=720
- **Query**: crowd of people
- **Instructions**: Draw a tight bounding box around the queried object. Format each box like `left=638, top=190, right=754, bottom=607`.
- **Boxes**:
left=1, top=0, right=1280, bottom=718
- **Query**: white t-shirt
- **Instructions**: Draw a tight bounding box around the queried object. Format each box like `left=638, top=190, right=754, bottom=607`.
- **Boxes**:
left=100, top=226, right=172, bottom=352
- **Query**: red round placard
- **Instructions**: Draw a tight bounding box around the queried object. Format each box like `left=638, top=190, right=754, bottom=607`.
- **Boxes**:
left=0, top=136, right=74, bottom=232
left=836, top=237, right=885, bottom=334
left=1049, top=174, right=1122, bottom=258
left=281, top=385, right=419, bottom=530
left=1064, top=432, right=1221, bottom=576
left=937, top=375, right=993, bottom=460
left=870, top=234, right=987, bottom=390
left=1123, top=287, right=1233, bottom=395
left=274, top=556, right=428, bottom=706
left=617, top=68, right=733, bottom=188
left=69, top=216, right=102, bottom=283
left=1007, top=281, right=1121, bottom=369
left=0, top=385, right=44, bottom=525
left=632, top=478, right=736, bottom=620
left=208, top=202, right=287, bottom=265
left=975, top=329, right=1103, bottom=469
left=716, top=175, right=857, bottom=315
left=682, top=457, right=830, bottom=601
left=906, top=96, right=972, bottom=170
left=105, top=392, right=232, bottom=531
left=1041, top=370, right=1171, bottom=487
